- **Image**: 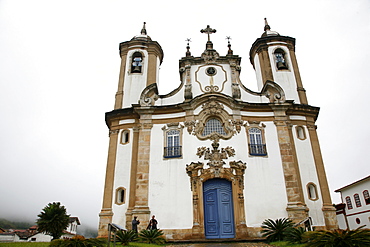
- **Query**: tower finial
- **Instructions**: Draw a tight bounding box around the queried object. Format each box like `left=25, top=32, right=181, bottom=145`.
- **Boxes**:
left=185, top=38, right=192, bottom=57
left=201, top=25, right=216, bottom=42
left=264, top=18, right=271, bottom=31
left=141, top=22, right=147, bottom=35
left=226, top=36, right=233, bottom=55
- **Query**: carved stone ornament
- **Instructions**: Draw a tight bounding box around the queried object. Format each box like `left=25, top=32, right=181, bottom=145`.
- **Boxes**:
left=196, top=141, right=235, bottom=168
left=139, top=83, right=159, bottom=106
left=261, top=80, right=286, bottom=104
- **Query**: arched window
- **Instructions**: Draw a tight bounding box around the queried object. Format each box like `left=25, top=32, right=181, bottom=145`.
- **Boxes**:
left=363, top=190, right=370, bottom=204
left=346, top=196, right=353, bottom=210
left=354, top=194, right=362, bottom=207
left=121, top=129, right=130, bottom=144
left=202, top=118, right=226, bottom=136
left=164, top=129, right=181, bottom=158
left=248, top=127, right=267, bottom=156
left=131, top=52, right=143, bottom=73
left=115, top=187, right=126, bottom=205
left=274, top=48, right=288, bottom=70
left=307, top=183, right=318, bottom=201
left=296, top=126, right=306, bottom=140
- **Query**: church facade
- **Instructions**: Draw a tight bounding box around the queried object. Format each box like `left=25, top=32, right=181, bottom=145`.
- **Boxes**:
left=98, top=21, right=337, bottom=240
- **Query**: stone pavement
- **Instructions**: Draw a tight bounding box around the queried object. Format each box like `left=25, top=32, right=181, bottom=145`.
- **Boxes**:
left=166, top=243, right=276, bottom=247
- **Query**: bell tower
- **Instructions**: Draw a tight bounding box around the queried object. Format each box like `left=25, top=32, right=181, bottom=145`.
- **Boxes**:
left=114, top=22, right=164, bottom=109
left=249, top=18, right=308, bottom=104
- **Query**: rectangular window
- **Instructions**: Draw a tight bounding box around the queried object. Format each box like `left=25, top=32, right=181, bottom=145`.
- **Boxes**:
left=164, top=129, right=182, bottom=158
left=354, top=194, right=362, bottom=207
left=364, top=190, right=370, bottom=205
left=248, top=128, right=267, bottom=156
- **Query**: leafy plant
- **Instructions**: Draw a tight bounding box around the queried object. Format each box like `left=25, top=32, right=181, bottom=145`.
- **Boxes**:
left=285, top=226, right=306, bottom=244
left=261, top=218, right=294, bottom=242
left=37, top=202, right=70, bottom=240
left=116, top=230, right=138, bottom=245
left=138, top=229, right=165, bottom=244
left=303, top=226, right=370, bottom=247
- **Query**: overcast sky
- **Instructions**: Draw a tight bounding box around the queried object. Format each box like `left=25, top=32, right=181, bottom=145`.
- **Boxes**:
left=0, top=0, right=369, bottom=231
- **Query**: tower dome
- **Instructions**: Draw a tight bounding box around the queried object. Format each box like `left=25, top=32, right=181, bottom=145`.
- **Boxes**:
left=261, top=18, right=280, bottom=37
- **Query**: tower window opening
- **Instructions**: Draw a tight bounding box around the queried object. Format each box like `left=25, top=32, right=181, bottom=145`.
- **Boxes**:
left=131, top=52, right=143, bottom=73
left=296, top=126, right=306, bottom=140
left=274, top=48, right=288, bottom=70
left=202, top=118, right=226, bottom=136
left=115, top=187, right=126, bottom=205
left=307, top=183, right=318, bottom=200
left=121, top=130, right=130, bottom=144
left=248, top=127, right=267, bottom=156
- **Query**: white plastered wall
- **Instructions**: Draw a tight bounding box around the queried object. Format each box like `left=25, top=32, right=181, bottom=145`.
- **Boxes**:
left=112, top=128, right=133, bottom=228
left=292, top=123, right=325, bottom=226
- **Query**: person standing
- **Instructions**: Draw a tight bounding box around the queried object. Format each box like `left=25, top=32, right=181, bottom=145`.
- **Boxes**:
left=147, top=215, right=158, bottom=230
left=132, top=216, right=140, bottom=232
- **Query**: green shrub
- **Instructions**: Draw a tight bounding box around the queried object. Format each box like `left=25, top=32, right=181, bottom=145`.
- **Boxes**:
left=303, top=226, right=370, bottom=247
left=138, top=229, right=165, bottom=245
left=285, top=227, right=306, bottom=244
left=261, top=218, right=294, bottom=242
left=116, top=230, right=138, bottom=245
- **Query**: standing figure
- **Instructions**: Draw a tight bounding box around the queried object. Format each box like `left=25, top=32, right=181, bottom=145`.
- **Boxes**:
left=147, top=215, right=158, bottom=230
left=132, top=216, right=140, bottom=232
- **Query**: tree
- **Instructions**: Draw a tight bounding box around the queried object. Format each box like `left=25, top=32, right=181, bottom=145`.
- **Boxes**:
left=260, top=218, right=294, bottom=242
left=36, top=202, right=70, bottom=240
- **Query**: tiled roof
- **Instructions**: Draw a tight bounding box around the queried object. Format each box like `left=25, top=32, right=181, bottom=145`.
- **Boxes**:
left=335, top=175, right=370, bottom=192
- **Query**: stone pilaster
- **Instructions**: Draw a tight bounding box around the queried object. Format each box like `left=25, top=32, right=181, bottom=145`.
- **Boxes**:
left=98, top=129, right=119, bottom=237
left=272, top=105, right=308, bottom=222
left=307, top=123, right=338, bottom=230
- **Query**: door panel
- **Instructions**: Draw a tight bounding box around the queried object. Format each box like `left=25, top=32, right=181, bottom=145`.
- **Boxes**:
left=203, top=179, right=235, bottom=239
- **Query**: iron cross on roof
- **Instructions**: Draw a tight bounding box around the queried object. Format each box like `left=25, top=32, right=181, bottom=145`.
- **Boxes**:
left=201, top=25, right=216, bottom=41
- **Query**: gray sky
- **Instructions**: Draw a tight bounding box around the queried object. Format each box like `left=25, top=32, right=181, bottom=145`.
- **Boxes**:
left=1, top=0, right=369, bottom=231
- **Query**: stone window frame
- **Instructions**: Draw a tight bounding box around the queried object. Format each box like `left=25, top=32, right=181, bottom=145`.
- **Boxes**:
left=129, top=50, right=145, bottom=74
left=273, top=47, right=290, bottom=71
left=115, top=187, right=126, bottom=205
left=307, top=182, right=319, bottom=201
left=120, top=129, right=130, bottom=145
left=245, top=121, right=267, bottom=157
left=296, top=125, right=307, bottom=140
left=162, top=123, right=184, bottom=159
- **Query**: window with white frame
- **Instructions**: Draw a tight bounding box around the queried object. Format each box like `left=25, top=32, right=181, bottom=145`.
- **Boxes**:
left=307, top=183, right=318, bottom=201
left=248, top=127, right=267, bottom=156
left=363, top=190, right=370, bottom=205
left=346, top=196, right=353, bottom=210
left=121, top=129, right=130, bottom=145
left=354, top=193, right=362, bottom=207
left=164, top=129, right=182, bottom=158
left=202, top=118, right=226, bottom=136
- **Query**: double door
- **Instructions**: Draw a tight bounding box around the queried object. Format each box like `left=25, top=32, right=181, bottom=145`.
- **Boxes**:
left=203, top=178, right=235, bottom=239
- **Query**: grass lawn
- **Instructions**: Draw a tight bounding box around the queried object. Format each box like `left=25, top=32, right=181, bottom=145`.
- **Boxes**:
left=269, top=241, right=305, bottom=247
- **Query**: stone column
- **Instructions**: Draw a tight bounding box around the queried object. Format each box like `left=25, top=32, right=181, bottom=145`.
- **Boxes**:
left=98, top=129, right=119, bottom=237
left=131, top=109, right=154, bottom=231
left=307, top=123, right=338, bottom=230
left=272, top=105, right=308, bottom=222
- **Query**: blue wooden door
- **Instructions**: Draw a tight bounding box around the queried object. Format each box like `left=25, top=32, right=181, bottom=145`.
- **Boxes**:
left=203, top=179, right=235, bottom=239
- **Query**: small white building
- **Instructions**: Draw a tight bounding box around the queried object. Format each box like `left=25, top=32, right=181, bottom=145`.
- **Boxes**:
left=0, top=217, right=80, bottom=242
left=335, top=175, right=370, bottom=230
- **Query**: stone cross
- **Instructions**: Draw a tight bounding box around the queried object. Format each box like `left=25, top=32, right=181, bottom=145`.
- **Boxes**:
left=200, top=25, right=216, bottom=41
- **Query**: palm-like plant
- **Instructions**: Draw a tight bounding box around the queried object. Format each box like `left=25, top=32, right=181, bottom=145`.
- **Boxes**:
left=304, top=226, right=370, bottom=247
left=138, top=229, right=166, bottom=244
left=36, top=202, right=70, bottom=240
left=116, top=230, right=138, bottom=245
left=261, top=218, right=294, bottom=242
left=285, top=226, right=306, bottom=244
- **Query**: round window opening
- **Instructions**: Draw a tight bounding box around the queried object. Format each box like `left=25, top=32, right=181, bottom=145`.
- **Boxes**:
left=206, top=67, right=217, bottom=76
left=356, top=218, right=361, bottom=224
